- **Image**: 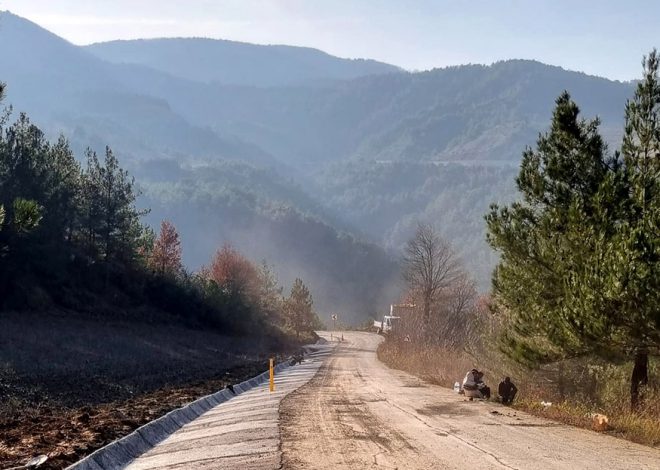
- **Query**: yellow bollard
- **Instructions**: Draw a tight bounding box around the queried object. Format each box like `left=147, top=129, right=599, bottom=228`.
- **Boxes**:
left=269, top=358, right=275, bottom=392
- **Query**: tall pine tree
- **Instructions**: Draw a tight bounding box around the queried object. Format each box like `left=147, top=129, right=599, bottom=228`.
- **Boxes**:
left=486, top=53, right=660, bottom=409
left=285, top=278, right=314, bottom=339
left=606, top=50, right=660, bottom=408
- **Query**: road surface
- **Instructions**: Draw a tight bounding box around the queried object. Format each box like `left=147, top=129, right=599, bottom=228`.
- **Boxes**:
left=124, top=344, right=334, bottom=469
left=280, top=332, right=660, bottom=469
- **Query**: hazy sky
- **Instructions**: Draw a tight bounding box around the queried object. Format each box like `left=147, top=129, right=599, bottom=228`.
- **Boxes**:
left=2, top=0, right=656, bottom=81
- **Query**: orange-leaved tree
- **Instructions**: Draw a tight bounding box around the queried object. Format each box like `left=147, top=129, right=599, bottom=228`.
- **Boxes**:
left=148, top=220, right=182, bottom=276
left=207, top=243, right=259, bottom=298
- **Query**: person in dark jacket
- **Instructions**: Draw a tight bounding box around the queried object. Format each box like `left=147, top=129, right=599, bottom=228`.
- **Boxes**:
left=498, top=377, right=518, bottom=404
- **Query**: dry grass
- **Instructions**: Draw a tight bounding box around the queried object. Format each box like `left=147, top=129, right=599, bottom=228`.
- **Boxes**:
left=377, top=340, right=474, bottom=388
left=377, top=339, right=660, bottom=448
left=514, top=393, right=660, bottom=447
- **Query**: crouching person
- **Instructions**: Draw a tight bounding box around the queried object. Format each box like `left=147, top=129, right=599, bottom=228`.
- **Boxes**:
left=462, top=369, right=491, bottom=400
left=498, top=377, right=518, bottom=405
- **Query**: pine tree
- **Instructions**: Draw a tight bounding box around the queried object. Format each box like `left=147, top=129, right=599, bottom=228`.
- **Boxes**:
left=98, top=147, right=142, bottom=262
left=605, top=50, right=660, bottom=408
left=257, top=261, right=284, bottom=325
left=285, top=278, right=314, bottom=338
left=486, top=90, right=615, bottom=363
left=486, top=55, right=660, bottom=409
left=80, top=149, right=103, bottom=256
left=80, top=147, right=143, bottom=263
left=43, top=136, right=82, bottom=243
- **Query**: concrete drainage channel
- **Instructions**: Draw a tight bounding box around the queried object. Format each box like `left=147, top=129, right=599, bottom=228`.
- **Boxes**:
left=67, top=340, right=332, bottom=470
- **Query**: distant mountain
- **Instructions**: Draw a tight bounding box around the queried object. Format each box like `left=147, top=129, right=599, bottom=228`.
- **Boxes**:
left=184, top=61, right=632, bottom=167
left=0, top=11, right=401, bottom=319
left=0, top=11, right=274, bottom=167
left=1, top=11, right=633, bottom=170
left=85, top=38, right=401, bottom=87
left=0, top=11, right=639, bottom=312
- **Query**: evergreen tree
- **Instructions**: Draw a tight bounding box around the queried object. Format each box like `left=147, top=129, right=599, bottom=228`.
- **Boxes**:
left=11, top=198, right=42, bottom=233
left=486, top=90, right=615, bottom=363
left=42, top=136, right=82, bottom=243
left=285, top=278, right=314, bottom=338
left=486, top=54, right=660, bottom=409
left=80, top=147, right=143, bottom=263
left=0, top=199, right=42, bottom=250
left=257, top=261, right=284, bottom=325
left=604, top=50, right=660, bottom=408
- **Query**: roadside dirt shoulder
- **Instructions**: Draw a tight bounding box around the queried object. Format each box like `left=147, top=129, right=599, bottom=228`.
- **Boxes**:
left=280, top=332, right=660, bottom=470
left=1, top=362, right=267, bottom=469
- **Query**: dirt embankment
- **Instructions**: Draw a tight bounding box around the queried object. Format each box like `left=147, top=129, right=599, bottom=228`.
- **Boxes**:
left=0, top=310, right=297, bottom=469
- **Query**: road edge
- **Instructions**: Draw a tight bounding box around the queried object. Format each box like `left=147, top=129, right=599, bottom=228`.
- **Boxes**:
left=65, top=345, right=323, bottom=470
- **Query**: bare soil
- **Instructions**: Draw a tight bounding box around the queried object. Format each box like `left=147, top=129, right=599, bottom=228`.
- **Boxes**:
left=0, top=362, right=270, bottom=469
left=0, top=310, right=298, bottom=469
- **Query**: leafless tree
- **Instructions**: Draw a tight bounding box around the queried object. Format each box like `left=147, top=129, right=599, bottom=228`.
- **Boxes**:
left=402, top=224, right=460, bottom=340
left=438, top=272, right=478, bottom=348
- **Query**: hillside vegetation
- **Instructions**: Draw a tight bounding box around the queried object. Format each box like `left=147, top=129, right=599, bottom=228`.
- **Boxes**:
left=0, top=11, right=640, bottom=320
left=85, top=37, right=400, bottom=86
left=379, top=52, right=660, bottom=446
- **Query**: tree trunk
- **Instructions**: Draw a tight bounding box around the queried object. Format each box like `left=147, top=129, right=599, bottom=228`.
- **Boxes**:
left=630, top=350, right=648, bottom=411
left=422, top=292, right=431, bottom=343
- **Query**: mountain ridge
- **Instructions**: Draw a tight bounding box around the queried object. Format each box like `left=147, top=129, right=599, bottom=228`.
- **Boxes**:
left=0, top=10, right=638, bottom=309
left=84, top=36, right=402, bottom=87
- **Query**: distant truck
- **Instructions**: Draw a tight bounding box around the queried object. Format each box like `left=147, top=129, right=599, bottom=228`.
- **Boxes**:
left=373, top=303, right=414, bottom=334
left=374, top=315, right=400, bottom=334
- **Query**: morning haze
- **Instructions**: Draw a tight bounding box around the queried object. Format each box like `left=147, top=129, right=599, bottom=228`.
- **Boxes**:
left=0, top=3, right=658, bottom=469
left=3, top=0, right=658, bottom=80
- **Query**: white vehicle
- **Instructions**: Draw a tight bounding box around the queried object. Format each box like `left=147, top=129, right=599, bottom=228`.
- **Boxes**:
left=373, top=315, right=400, bottom=334
left=373, top=303, right=413, bottom=334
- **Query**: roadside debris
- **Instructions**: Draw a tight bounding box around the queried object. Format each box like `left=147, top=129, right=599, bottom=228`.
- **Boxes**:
left=590, top=413, right=609, bottom=432
left=5, top=454, right=48, bottom=470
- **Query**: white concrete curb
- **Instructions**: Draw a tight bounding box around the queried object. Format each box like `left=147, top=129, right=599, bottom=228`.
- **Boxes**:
left=66, top=347, right=315, bottom=470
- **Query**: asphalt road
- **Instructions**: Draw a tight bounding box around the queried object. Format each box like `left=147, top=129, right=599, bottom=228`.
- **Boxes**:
left=280, top=332, right=660, bottom=470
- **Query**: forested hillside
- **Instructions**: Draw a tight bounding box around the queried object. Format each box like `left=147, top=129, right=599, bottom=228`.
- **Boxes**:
left=0, top=11, right=633, bottom=170
left=138, top=161, right=400, bottom=319
left=85, top=38, right=400, bottom=86
left=187, top=61, right=631, bottom=167
left=0, top=10, right=639, bottom=317
left=316, top=161, right=519, bottom=287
